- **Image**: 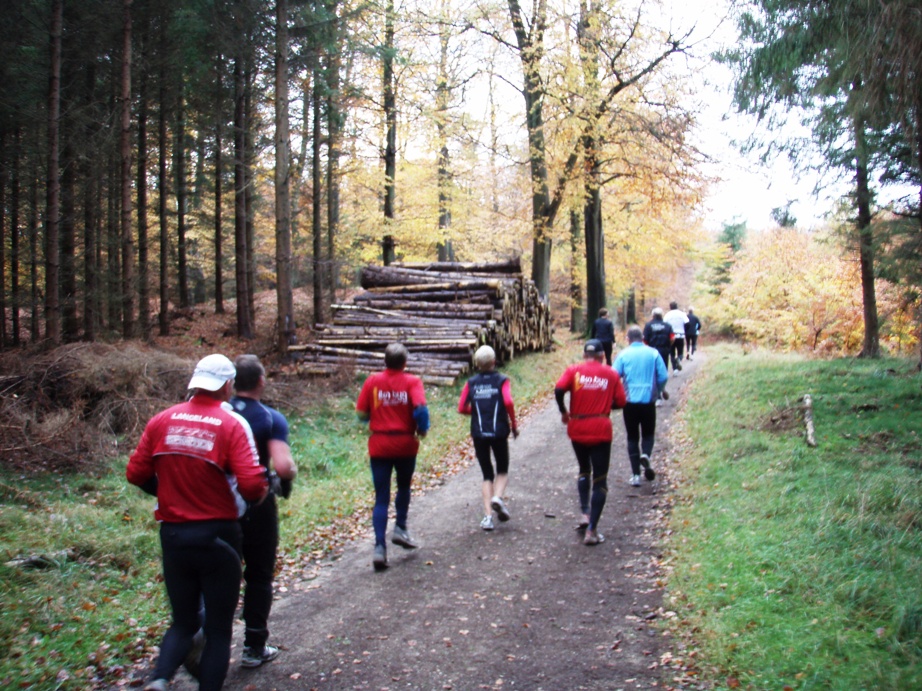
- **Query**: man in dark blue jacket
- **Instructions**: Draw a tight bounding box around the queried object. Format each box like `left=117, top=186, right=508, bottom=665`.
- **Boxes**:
left=591, top=308, right=616, bottom=365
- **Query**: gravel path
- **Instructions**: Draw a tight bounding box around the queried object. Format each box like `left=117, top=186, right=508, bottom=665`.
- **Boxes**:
left=171, top=354, right=701, bottom=691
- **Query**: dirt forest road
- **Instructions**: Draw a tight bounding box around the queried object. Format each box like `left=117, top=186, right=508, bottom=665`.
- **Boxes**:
left=172, top=354, right=702, bottom=691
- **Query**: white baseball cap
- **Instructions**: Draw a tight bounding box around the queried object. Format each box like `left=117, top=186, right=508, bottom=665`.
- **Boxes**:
left=187, top=354, right=237, bottom=391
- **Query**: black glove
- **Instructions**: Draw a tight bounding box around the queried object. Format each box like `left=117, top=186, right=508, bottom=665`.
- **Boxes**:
left=266, top=471, right=293, bottom=499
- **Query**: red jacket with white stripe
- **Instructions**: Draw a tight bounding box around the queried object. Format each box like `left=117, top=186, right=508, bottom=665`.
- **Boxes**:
left=127, top=394, right=268, bottom=523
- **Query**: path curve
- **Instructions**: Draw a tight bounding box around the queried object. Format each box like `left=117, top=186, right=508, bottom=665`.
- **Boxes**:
left=172, top=353, right=702, bottom=691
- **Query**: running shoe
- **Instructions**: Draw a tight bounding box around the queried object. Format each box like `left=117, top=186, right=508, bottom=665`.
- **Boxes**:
left=391, top=525, right=418, bottom=549
left=373, top=544, right=388, bottom=571
left=143, top=680, right=168, bottom=691
left=241, top=644, right=280, bottom=669
left=491, top=496, right=511, bottom=522
left=576, top=514, right=590, bottom=531
left=639, top=454, right=656, bottom=481
left=661, top=390, right=670, bottom=400
left=480, top=515, right=495, bottom=531
left=629, top=474, right=641, bottom=487
left=584, top=530, right=605, bottom=545
left=676, top=362, right=683, bottom=371
left=655, top=399, right=663, bottom=407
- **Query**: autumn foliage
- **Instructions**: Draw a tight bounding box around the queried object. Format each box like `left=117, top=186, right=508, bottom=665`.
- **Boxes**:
left=699, top=226, right=917, bottom=355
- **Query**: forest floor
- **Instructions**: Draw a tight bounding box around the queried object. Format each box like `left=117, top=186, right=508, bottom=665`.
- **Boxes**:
left=158, top=354, right=704, bottom=691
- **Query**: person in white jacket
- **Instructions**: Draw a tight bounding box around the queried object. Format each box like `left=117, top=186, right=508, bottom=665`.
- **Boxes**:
left=663, top=302, right=689, bottom=372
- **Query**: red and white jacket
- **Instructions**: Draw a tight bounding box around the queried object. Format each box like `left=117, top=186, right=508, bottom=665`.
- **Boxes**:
left=127, top=394, right=268, bottom=523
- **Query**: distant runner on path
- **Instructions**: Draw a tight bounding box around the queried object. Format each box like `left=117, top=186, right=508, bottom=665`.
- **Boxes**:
left=685, top=307, right=702, bottom=360
left=643, top=307, right=674, bottom=380
left=356, top=343, right=430, bottom=571
left=590, top=307, right=616, bottom=366
left=663, top=301, right=689, bottom=373
left=458, top=345, right=519, bottom=531
left=614, top=326, right=669, bottom=487
left=554, top=339, right=627, bottom=546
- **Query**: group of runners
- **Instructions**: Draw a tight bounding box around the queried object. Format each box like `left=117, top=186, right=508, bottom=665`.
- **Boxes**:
left=129, top=303, right=700, bottom=690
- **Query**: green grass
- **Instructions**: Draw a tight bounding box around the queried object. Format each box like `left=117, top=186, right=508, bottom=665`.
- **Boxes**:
left=0, top=342, right=577, bottom=688
left=667, top=344, right=922, bottom=689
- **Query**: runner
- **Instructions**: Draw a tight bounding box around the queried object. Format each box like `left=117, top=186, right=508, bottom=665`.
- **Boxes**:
left=356, top=343, right=430, bottom=571
left=614, top=326, right=669, bottom=487
left=590, top=307, right=616, bottom=366
left=458, top=345, right=519, bottom=531
left=642, top=307, right=674, bottom=380
left=663, top=301, right=689, bottom=372
left=685, top=307, right=702, bottom=359
left=127, top=354, right=268, bottom=691
left=554, top=339, right=627, bottom=546
left=230, top=354, right=298, bottom=669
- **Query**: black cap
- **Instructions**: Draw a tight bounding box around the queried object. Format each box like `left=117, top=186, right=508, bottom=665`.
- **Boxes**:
left=584, top=339, right=603, bottom=354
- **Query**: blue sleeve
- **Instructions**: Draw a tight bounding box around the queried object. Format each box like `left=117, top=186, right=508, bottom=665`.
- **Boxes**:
left=613, top=353, right=625, bottom=377
left=270, top=409, right=290, bottom=443
left=413, top=405, right=430, bottom=433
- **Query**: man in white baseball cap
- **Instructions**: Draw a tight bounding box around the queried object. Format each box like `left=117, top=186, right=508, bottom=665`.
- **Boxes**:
left=128, top=353, right=267, bottom=691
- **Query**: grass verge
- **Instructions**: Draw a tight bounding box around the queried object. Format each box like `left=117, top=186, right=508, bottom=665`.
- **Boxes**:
left=0, top=341, right=578, bottom=689
left=665, top=344, right=922, bottom=689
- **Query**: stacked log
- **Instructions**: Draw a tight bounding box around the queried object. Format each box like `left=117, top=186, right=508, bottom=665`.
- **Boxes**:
left=290, top=259, right=552, bottom=385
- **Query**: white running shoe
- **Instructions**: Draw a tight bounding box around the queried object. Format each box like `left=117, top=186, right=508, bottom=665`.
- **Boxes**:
left=629, top=474, right=641, bottom=487
left=480, top=515, right=495, bottom=531
left=491, top=496, right=511, bottom=522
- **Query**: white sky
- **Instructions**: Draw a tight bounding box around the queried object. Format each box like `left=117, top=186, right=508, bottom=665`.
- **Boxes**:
left=661, top=0, right=850, bottom=233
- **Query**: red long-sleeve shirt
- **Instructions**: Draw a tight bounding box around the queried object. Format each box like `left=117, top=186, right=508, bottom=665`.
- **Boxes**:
left=127, top=394, right=268, bottom=523
left=555, top=360, right=627, bottom=445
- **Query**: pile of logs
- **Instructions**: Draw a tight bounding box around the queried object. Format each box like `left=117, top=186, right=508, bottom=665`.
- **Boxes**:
left=290, top=259, right=553, bottom=385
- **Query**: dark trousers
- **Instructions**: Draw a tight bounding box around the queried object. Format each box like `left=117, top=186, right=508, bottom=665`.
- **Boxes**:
left=670, top=338, right=685, bottom=370
left=241, top=495, right=279, bottom=651
left=656, top=348, right=671, bottom=375
left=473, top=437, right=510, bottom=481
left=571, top=441, right=611, bottom=531
left=622, top=402, right=657, bottom=475
left=602, top=341, right=613, bottom=366
left=155, top=520, right=242, bottom=691
left=687, top=335, right=697, bottom=355
left=370, top=456, right=416, bottom=546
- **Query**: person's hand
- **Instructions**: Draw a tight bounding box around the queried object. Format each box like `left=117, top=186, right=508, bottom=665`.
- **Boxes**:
left=417, top=430, right=427, bottom=439
left=512, top=428, right=519, bottom=439
left=560, top=412, right=569, bottom=424
left=267, top=471, right=283, bottom=496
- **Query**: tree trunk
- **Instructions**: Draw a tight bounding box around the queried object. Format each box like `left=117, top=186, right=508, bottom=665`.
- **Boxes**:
left=61, top=139, right=78, bottom=341
left=245, top=63, right=256, bottom=321
left=45, top=0, right=63, bottom=343
left=137, top=58, right=150, bottom=340
left=383, top=0, right=396, bottom=223
left=82, top=66, right=98, bottom=342
left=107, top=153, right=121, bottom=329
left=312, top=67, right=325, bottom=326
left=436, top=7, right=452, bottom=262
left=326, top=9, right=342, bottom=308
left=10, top=127, right=21, bottom=345
left=275, top=0, right=295, bottom=352
left=0, top=132, right=6, bottom=346
left=119, top=0, right=135, bottom=339
left=157, top=24, right=170, bottom=335
left=28, top=150, right=40, bottom=342
left=507, top=0, right=552, bottom=297
left=853, top=108, right=879, bottom=358
left=174, top=87, right=189, bottom=309
left=28, top=144, right=39, bottom=342
left=569, top=209, right=584, bottom=333
left=233, top=53, right=252, bottom=338
left=214, top=86, right=225, bottom=314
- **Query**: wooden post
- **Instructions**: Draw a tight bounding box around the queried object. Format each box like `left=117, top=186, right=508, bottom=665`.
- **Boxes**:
left=803, top=394, right=817, bottom=447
